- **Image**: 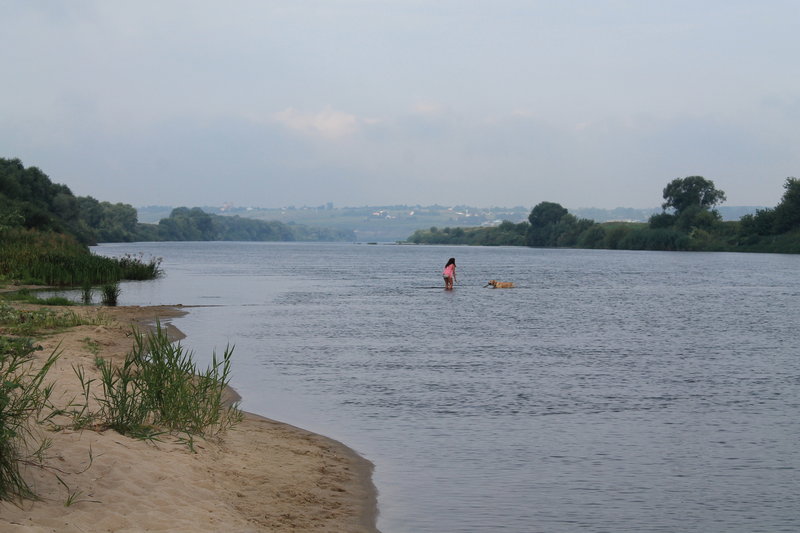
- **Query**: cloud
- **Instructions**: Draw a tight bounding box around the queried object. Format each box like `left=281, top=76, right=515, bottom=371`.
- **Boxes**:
left=411, top=102, right=449, bottom=117
left=3, top=2, right=799, bottom=209
left=272, top=107, right=363, bottom=139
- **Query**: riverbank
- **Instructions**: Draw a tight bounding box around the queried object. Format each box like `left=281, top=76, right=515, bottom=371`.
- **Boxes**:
left=0, top=304, right=379, bottom=532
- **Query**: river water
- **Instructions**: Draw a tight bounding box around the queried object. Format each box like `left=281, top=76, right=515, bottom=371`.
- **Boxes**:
left=89, top=242, right=799, bottom=533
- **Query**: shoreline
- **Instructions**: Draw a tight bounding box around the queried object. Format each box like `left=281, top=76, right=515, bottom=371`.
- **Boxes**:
left=0, top=303, right=380, bottom=532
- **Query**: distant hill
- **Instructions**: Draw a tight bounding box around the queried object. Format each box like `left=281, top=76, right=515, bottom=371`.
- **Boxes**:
left=138, top=204, right=764, bottom=242
left=570, top=205, right=763, bottom=223
left=0, top=158, right=353, bottom=244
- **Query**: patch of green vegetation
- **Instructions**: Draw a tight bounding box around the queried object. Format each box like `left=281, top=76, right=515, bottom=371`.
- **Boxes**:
left=407, top=176, right=800, bottom=254
left=1, top=288, right=75, bottom=306
left=1, top=308, right=243, bottom=503
left=0, top=228, right=161, bottom=287
left=0, top=336, right=59, bottom=502
left=81, top=337, right=101, bottom=356
left=0, top=302, right=107, bottom=336
left=100, top=282, right=121, bottom=306
left=85, top=322, right=242, bottom=443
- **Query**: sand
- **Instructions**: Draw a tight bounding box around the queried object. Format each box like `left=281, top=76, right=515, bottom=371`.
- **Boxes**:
left=0, top=304, right=379, bottom=532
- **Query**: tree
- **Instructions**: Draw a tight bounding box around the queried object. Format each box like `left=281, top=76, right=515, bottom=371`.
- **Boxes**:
left=661, top=176, right=726, bottom=216
left=577, top=224, right=606, bottom=248
left=527, top=202, right=569, bottom=246
left=674, top=204, right=721, bottom=232
left=738, top=177, right=800, bottom=238
left=772, top=177, right=800, bottom=233
left=555, top=214, right=594, bottom=246
left=528, top=201, right=568, bottom=227
left=648, top=212, right=676, bottom=229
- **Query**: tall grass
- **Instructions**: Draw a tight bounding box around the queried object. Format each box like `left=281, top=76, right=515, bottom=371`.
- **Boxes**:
left=1, top=306, right=241, bottom=502
left=93, top=323, right=241, bottom=440
left=96, top=352, right=149, bottom=436
left=0, top=336, right=59, bottom=502
left=100, top=283, right=121, bottom=306
left=0, top=228, right=161, bottom=286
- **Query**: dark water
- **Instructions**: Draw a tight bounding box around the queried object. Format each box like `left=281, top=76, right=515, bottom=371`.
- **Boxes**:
left=90, top=242, right=800, bottom=533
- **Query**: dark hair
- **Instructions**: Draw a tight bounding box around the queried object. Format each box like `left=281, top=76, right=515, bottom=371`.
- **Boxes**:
left=445, top=257, right=456, bottom=267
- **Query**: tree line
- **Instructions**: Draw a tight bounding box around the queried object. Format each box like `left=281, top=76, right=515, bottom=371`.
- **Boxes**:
left=3, top=157, right=798, bottom=253
left=0, top=158, right=354, bottom=244
left=408, top=176, right=800, bottom=254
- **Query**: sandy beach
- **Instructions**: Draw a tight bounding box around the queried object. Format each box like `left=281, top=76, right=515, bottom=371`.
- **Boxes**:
left=0, top=304, right=379, bottom=532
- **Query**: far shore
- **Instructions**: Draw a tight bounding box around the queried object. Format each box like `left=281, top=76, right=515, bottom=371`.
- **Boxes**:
left=0, top=303, right=380, bottom=533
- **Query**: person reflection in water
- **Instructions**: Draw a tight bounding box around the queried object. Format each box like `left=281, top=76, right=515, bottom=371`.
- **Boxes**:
left=442, top=257, right=456, bottom=290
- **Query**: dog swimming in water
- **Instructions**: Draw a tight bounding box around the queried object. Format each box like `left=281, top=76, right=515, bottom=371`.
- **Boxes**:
left=485, top=280, right=514, bottom=288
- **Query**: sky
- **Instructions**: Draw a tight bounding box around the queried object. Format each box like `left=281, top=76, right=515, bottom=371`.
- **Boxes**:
left=2, top=1, right=799, bottom=210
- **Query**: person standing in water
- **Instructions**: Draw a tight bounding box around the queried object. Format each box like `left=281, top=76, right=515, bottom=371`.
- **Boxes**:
left=443, top=257, right=456, bottom=290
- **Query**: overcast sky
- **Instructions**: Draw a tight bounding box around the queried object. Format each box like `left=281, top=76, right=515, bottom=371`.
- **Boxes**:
left=2, top=1, right=799, bottom=209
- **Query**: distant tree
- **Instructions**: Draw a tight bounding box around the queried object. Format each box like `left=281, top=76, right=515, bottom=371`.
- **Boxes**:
left=603, top=224, right=632, bottom=249
left=577, top=224, right=606, bottom=248
left=772, top=177, right=800, bottom=233
left=661, top=176, right=726, bottom=216
left=528, top=202, right=569, bottom=227
left=555, top=215, right=595, bottom=247
left=648, top=212, right=676, bottom=229
left=0, top=207, right=23, bottom=230
left=674, top=204, right=721, bottom=232
left=740, top=177, right=800, bottom=238
left=497, top=220, right=516, bottom=232
left=0, top=157, right=94, bottom=242
left=158, top=207, right=216, bottom=240
left=739, top=209, right=775, bottom=237
left=527, top=202, right=569, bottom=246
left=525, top=202, right=596, bottom=247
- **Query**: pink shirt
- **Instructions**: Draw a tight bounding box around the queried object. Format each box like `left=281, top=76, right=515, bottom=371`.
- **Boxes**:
left=443, top=264, right=455, bottom=278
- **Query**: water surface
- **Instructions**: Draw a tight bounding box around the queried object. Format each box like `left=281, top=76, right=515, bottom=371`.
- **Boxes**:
left=91, top=242, right=800, bottom=533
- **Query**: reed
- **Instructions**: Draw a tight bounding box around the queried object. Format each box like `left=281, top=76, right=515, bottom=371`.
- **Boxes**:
left=80, top=282, right=93, bottom=305
left=0, top=228, right=162, bottom=287
left=0, top=336, right=60, bottom=502
left=95, top=354, right=150, bottom=437
left=93, top=323, right=240, bottom=440
left=100, top=283, right=121, bottom=306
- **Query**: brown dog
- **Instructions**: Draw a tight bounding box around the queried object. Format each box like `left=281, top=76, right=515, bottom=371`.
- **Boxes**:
left=486, top=280, right=514, bottom=288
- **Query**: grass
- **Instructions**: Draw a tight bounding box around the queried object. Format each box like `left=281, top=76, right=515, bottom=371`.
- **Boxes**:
left=1, top=301, right=243, bottom=502
left=0, top=301, right=109, bottom=336
left=100, top=283, right=121, bottom=306
left=81, top=337, right=101, bottom=356
left=0, top=232, right=237, bottom=503
left=89, top=323, right=241, bottom=440
left=0, top=288, right=75, bottom=306
left=0, top=228, right=162, bottom=287
left=81, top=283, right=93, bottom=305
left=0, top=336, right=60, bottom=502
